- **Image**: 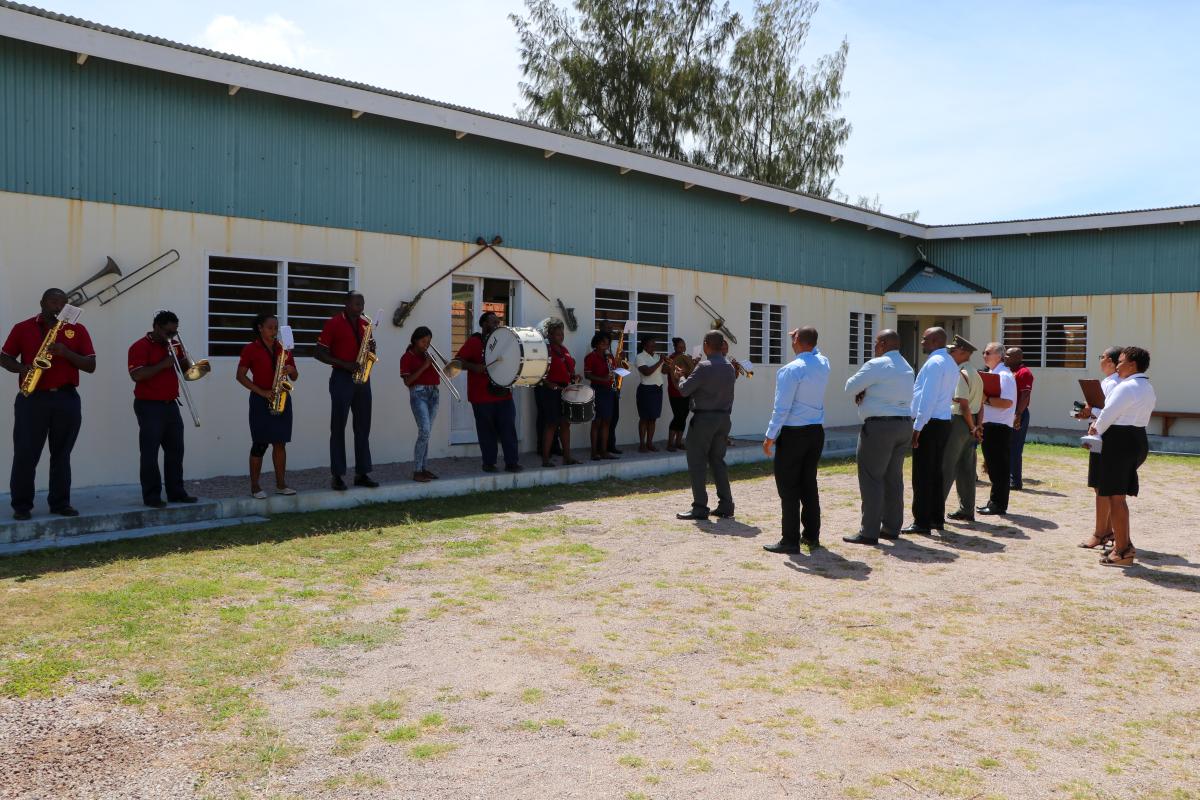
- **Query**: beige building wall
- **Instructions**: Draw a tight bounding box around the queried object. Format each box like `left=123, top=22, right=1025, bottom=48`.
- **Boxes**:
left=0, top=192, right=886, bottom=490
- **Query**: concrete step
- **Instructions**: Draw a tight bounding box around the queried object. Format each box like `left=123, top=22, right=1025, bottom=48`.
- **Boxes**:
left=0, top=515, right=270, bottom=556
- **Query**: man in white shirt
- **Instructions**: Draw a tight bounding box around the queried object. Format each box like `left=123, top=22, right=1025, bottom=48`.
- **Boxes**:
left=842, top=329, right=914, bottom=545
left=1076, top=345, right=1123, bottom=549
left=903, top=327, right=960, bottom=534
left=1088, top=346, right=1156, bottom=566
left=977, top=342, right=1017, bottom=516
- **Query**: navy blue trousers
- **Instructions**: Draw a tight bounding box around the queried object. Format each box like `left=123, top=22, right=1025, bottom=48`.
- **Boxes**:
left=329, top=370, right=372, bottom=478
left=472, top=398, right=519, bottom=468
left=10, top=388, right=82, bottom=513
left=1010, top=408, right=1030, bottom=487
left=134, top=399, right=186, bottom=503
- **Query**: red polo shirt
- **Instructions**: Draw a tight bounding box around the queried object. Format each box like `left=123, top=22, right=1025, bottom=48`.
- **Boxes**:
left=317, top=313, right=368, bottom=363
left=127, top=334, right=179, bottom=401
left=545, top=343, right=575, bottom=386
left=400, top=348, right=439, bottom=387
left=238, top=339, right=295, bottom=391
left=455, top=333, right=509, bottom=404
left=2, top=316, right=94, bottom=391
left=1013, top=365, right=1035, bottom=398
left=584, top=350, right=612, bottom=389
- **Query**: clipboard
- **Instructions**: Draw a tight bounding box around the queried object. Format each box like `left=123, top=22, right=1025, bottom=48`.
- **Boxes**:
left=1078, top=378, right=1105, bottom=409
left=978, top=369, right=1001, bottom=398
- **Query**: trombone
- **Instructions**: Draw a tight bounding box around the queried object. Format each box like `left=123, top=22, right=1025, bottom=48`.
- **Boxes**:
left=426, top=343, right=463, bottom=402
left=169, top=332, right=211, bottom=427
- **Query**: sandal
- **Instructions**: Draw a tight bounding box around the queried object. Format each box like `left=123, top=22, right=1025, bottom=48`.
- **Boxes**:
left=1078, top=533, right=1114, bottom=549
left=1100, top=546, right=1135, bottom=567
left=422, top=470, right=440, bottom=480
left=563, top=458, right=581, bottom=466
left=541, top=459, right=555, bottom=468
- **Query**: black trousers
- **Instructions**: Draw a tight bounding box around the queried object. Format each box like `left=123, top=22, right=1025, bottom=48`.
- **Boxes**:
left=329, top=370, right=372, bottom=478
left=668, top=395, right=689, bottom=432
left=982, top=423, right=1013, bottom=511
left=10, top=388, right=82, bottom=513
left=472, top=398, right=519, bottom=468
left=774, top=424, right=824, bottom=544
left=911, top=418, right=951, bottom=529
left=607, top=388, right=621, bottom=450
left=134, top=399, right=186, bottom=503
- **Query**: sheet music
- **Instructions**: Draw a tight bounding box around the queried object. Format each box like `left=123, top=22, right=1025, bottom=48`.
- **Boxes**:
left=58, top=304, right=83, bottom=325
left=279, top=325, right=296, bottom=350
left=623, top=319, right=636, bottom=334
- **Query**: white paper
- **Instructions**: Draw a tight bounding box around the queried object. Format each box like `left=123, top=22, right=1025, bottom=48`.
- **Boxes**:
left=613, top=367, right=632, bottom=378
left=373, top=308, right=384, bottom=325
left=279, top=324, right=296, bottom=350
left=623, top=319, right=636, bottom=334
left=739, top=361, right=757, bottom=373
left=1081, top=434, right=1103, bottom=453
left=58, top=304, right=83, bottom=325
left=691, top=345, right=704, bottom=359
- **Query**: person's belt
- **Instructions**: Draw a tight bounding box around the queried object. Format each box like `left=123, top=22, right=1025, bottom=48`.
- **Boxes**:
left=864, top=415, right=907, bottom=422
left=37, top=385, right=77, bottom=393
left=781, top=423, right=822, bottom=430
left=692, top=409, right=730, bottom=414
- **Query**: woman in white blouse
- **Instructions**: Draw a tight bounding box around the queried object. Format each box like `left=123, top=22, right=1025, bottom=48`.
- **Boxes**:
left=1087, top=346, right=1156, bottom=566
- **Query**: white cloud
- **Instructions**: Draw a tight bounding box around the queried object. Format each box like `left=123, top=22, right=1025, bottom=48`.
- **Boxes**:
left=198, top=13, right=320, bottom=67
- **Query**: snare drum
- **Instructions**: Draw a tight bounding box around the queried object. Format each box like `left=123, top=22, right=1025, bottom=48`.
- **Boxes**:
left=561, top=383, right=596, bottom=424
left=485, top=326, right=550, bottom=388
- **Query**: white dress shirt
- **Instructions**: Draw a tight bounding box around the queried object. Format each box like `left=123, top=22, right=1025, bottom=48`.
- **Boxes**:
left=765, top=349, right=831, bottom=439
left=635, top=351, right=665, bottom=387
left=844, top=349, right=914, bottom=422
left=1094, top=374, right=1156, bottom=433
left=981, top=363, right=1018, bottom=426
left=910, top=347, right=959, bottom=431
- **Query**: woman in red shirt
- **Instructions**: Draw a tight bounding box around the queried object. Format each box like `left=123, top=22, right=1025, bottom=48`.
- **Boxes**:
left=400, top=326, right=441, bottom=482
left=236, top=313, right=299, bottom=499
left=536, top=320, right=581, bottom=468
left=584, top=332, right=617, bottom=460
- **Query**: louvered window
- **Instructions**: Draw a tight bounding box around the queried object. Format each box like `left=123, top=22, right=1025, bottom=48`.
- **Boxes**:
left=848, top=312, right=875, bottom=366
left=1003, top=316, right=1088, bottom=368
left=750, top=303, right=785, bottom=365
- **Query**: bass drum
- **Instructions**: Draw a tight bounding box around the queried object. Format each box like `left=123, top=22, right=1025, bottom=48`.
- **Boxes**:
left=485, top=326, right=550, bottom=388
left=561, top=383, right=595, bottom=424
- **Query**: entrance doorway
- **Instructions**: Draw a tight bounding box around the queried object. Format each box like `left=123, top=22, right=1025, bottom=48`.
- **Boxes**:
left=897, top=315, right=964, bottom=369
left=449, top=277, right=518, bottom=445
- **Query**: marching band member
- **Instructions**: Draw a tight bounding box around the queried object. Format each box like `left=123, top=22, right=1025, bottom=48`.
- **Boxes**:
left=606, top=326, right=627, bottom=455
left=1089, top=347, right=1156, bottom=566
left=1078, top=346, right=1124, bottom=549
left=666, top=337, right=690, bottom=452
left=536, top=319, right=580, bottom=468
left=456, top=311, right=522, bottom=473
left=1, top=288, right=95, bottom=520
left=634, top=336, right=666, bottom=452
left=236, top=313, right=298, bottom=499
left=674, top=331, right=736, bottom=520
left=401, top=326, right=442, bottom=483
left=127, top=310, right=197, bottom=508
left=585, top=331, right=618, bottom=460
left=316, top=291, right=378, bottom=491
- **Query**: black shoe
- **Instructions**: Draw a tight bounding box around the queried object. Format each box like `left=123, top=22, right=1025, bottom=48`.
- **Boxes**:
left=976, top=504, right=1006, bottom=516
left=763, top=539, right=801, bottom=554
left=51, top=506, right=80, bottom=517
left=144, top=498, right=167, bottom=509
left=354, top=475, right=380, bottom=488
left=1010, top=482, right=1022, bottom=491
left=947, top=510, right=975, bottom=522
left=168, top=495, right=198, bottom=504
left=802, top=538, right=822, bottom=549
left=609, top=447, right=623, bottom=455
left=842, top=534, right=879, bottom=545
left=676, top=509, right=709, bottom=520
left=332, top=477, right=348, bottom=491
left=482, top=464, right=498, bottom=473
left=13, top=510, right=31, bottom=521
left=879, top=531, right=900, bottom=540
left=711, top=507, right=735, bottom=519
left=901, top=523, right=931, bottom=535
left=505, top=464, right=524, bottom=473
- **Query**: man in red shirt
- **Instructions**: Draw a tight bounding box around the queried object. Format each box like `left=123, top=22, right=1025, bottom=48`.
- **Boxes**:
left=1004, top=347, right=1035, bottom=491
left=316, top=291, right=378, bottom=491
left=455, top=311, right=521, bottom=473
left=0, top=288, right=96, bottom=519
left=127, top=310, right=198, bottom=508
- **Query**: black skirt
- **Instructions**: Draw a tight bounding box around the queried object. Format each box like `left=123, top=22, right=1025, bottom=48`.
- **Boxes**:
left=1096, top=425, right=1148, bottom=497
left=249, top=391, right=293, bottom=444
left=1086, top=451, right=1101, bottom=489
left=535, top=384, right=562, bottom=425
left=636, top=384, right=663, bottom=421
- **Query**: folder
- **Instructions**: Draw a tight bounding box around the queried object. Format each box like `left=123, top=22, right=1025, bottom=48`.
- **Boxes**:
left=1078, top=378, right=1105, bottom=409
left=979, top=370, right=1001, bottom=398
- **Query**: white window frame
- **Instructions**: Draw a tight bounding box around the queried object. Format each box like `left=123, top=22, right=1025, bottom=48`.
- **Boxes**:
left=205, top=250, right=358, bottom=358
left=1001, top=314, right=1089, bottom=370
left=749, top=300, right=787, bottom=366
left=848, top=310, right=876, bottom=367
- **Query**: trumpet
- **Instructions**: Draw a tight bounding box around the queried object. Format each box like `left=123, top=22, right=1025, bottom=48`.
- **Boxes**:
left=426, top=343, right=463, bottom=402
left=169, top=332, right=210, bottom=427
left=731, top=357, right=754, bottom=380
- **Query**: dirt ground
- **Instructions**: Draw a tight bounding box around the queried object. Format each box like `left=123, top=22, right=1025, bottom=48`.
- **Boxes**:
left=3, top=447, right=1199, bottom=800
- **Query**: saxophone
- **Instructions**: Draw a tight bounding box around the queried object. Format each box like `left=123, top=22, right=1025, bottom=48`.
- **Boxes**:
left=351, top=313, right=378, bottom=385
left=268, top=342, right=293, bottom=416
left=19, top=315, right=66, bottom=397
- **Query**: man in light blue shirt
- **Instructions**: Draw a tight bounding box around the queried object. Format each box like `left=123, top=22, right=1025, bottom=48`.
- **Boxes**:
left=762, top=326, right=830, bottom=553
left=841, top=329, right=914, bottom=545
left=903, top=327, right=961, bottom=534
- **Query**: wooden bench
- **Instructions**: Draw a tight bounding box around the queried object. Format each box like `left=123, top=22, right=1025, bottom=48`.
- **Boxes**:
left=1151, top=410, right=1200, bottom=437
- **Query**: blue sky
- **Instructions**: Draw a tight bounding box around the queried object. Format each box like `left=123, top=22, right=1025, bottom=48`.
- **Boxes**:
left=30, top=1, right=1200, bottom=223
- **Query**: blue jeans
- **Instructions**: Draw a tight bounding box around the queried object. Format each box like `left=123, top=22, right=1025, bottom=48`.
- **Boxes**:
left=409, top=385, right=439, bottom=471
left=1010, top=408, right=1030, bottom=487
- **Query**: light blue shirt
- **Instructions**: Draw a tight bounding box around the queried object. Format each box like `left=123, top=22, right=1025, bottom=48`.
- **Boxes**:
left=765, top=348, right=831, bottom=440
left=910, top=347, right=960, bottom=431
left=843, top=349, right=915, bottom=422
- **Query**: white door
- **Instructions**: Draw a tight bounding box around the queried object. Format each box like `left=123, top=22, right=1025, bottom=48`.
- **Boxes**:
left=448, top=277, right=520, bottom=445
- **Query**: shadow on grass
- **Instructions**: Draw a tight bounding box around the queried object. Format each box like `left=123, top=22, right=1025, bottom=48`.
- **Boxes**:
left=1000, top=512, right=1059, bottom=531
left=934, top=529, right=1006, bottom=554
left=683, top=518, right=763, bottom=539
left=1121, top=565, right=1200, bottom=593
left=877, top=538, right=959, bottom=564
left=970, top=520, right=1030, bottom=540
left=783, top=548, right=872, bottom=580
left=2, top=458, right=857, bottom=581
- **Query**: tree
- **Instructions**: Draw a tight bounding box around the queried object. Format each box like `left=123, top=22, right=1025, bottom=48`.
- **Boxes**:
left=510, top=0, right=740, bottom=160
left=699, top=0, right=848, bottom=196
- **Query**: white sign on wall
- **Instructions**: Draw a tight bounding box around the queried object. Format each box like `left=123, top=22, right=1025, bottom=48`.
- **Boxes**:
left=974, top=305, right=1003, bottom=314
